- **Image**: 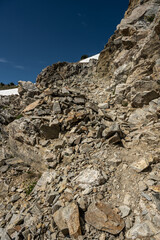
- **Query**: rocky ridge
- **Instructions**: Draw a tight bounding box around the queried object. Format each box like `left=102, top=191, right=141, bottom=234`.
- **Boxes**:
left=0, top=0, right=160, bottom=239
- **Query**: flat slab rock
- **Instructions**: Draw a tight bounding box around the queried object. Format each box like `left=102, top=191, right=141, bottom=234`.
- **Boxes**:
left=85, top=201, right=125, bottom=235
left=130, top=157, right=151, bottom=173
left=53, top=202, right=81, bottom=239
left=23, top=99, right=42, bottom=112
left=74, top=168, right=105, bottom=189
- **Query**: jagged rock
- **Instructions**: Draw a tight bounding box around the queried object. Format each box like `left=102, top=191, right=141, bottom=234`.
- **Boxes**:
left=131, top=90, right=159, bottom=108
left=128, top=108, right=148, bottom=124
left=10, top=194, right=21, bottom=203
left=108, top=132, right=121, bottom=144
left=126, top=220, right=158, bottom=239
left=119, top=205, right=131, bottom=218
left=53, top=202, right=82, bottom=239
left=40, top=123, right=60, bottom=139
left=0, top=165, right=9, bottom=173
left=8, top=118, right=39, bottom=146
left=138, top=181, right=148, bottom=191
left=1, top=0, right=160, bottom=239
left=74, top=169, right=105, bottom=189
left=23, top=99, right=43, bottom=113
left=18, top=81, right=39, bottom=98
left=130, top=157, right=150, bottom=172
left=149, top=185, right=160, bottom=193
left=53, top=101, right=61, bottom=114
left=102, top=122, right=124, bottom=140
left=34, top=171, right=57, bottom=192
left=152, top=193, right=160, bottom=211
left=85, top=201, right=125, bottom=235
left=0, top=180, right=9, bottom=198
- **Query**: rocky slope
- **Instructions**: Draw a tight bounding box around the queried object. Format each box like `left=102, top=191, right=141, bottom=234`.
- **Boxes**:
left=0, top=0, right=160, bottom=239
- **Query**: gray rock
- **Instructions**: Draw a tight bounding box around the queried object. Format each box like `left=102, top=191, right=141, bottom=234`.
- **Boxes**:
left=131, top=90, right=159, bottom=108
left=145, top=179, right=155, bottom=186
left=61, top=87, right=70, bottom=95
left=152, top=193, right=160, bottom=211
left=53, top=101, right=61, bottom=114
left=74, top=97, right=85, bottom=104
left=79, top=143, right=93, bottom=154
left=86, top=102, right=98, bottom=112
left=126, top=221, right=158, bottom=239
left=141, top=192, right=152, bottom=201
left=10, top=194, right=21, bottom=203
left=34, top=171, right=57, bottom=192
left=18, top=80, right=39, bottom=98
left=53, top=202, right=82, bottom=238
left=0, top=165, right=9, bottom=173
left=138, top=181, right=148, bottom=191
left=0, top=228, right=11, bottom=240
left=98, top=103, right=109, bottom=109
left=119, top=205, right=131, bottom=218
left=102, top=122, right=124, bottom=139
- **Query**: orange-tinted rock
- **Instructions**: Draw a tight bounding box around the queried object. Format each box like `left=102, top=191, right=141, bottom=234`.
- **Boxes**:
left=85, top=201, right=125, bottom=235
left=23, top=99, right=42, bottom=113
left=53, top=202, right=82, bottom=239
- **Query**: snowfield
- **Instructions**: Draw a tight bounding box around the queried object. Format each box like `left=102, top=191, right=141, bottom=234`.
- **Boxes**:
left=0, top=88, right=19, bottom=96
left=80, top=53, right=100, bottom=63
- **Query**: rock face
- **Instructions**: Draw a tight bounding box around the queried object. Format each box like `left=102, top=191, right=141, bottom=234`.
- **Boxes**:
left=97, top=0, right=160, bottom=107
left=0, top=0, right=160, bottom=239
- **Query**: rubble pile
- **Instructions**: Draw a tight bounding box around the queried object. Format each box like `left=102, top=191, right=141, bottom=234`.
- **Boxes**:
left=0, top=0, right=160, bottom=239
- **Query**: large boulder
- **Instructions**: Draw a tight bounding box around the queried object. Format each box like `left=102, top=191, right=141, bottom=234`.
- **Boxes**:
left=53, top=202, right=82, bottom=239
left=85, top=201, right=125, bottom=235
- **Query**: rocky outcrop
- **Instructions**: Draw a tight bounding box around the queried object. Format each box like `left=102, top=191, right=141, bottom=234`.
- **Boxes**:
left=97, top=0, right=160, bottom=107
left=36, top=60, right=97, bottom=91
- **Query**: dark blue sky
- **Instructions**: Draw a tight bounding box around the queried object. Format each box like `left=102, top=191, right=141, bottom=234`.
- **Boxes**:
left=0, top=0, right=129, bottom=84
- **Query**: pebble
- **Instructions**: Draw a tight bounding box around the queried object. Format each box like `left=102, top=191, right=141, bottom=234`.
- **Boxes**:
left=141, top=192, right=152, bottom=201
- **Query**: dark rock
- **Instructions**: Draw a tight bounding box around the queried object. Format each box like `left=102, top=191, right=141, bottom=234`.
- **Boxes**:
left=131, top=91, right=159, bottom=108
left=108, top=133, right=121, bottom=144
left=40, top=124, right=60, bottom=139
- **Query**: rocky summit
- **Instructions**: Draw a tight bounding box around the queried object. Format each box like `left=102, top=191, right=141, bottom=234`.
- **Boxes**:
left=0, top=0, right=160, bottom=239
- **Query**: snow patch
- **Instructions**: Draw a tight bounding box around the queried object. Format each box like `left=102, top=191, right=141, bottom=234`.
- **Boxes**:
left=80, top=53, right=100, bottom=63
left=0, top=88, right=19, bottom=96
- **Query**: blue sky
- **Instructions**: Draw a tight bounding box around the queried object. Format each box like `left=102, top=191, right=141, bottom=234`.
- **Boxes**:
left=0, top=0, right=129, bottom=84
